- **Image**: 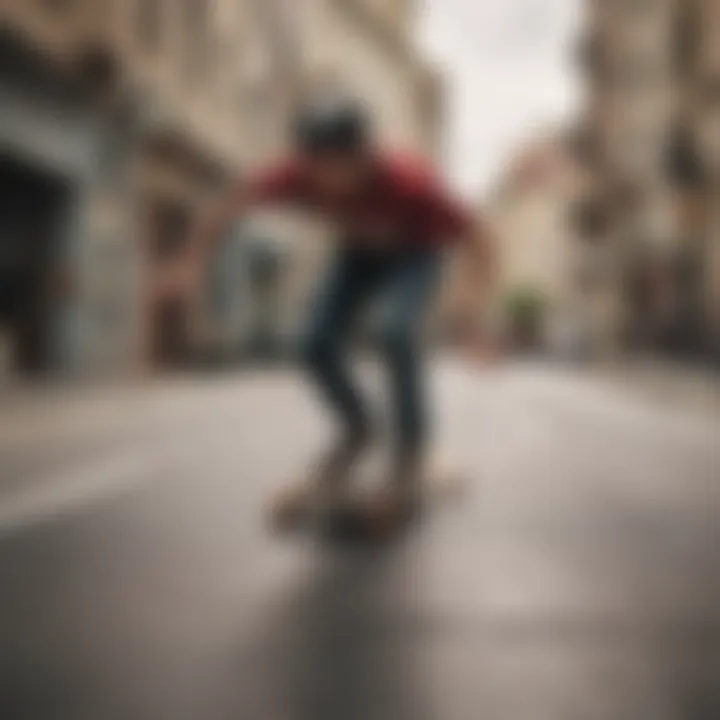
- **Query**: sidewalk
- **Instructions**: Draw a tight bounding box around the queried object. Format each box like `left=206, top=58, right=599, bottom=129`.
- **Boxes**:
left=589, top=356, right=720, bottom=418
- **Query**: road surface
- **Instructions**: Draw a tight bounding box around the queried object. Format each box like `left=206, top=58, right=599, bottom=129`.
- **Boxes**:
left=1, top=361, right=719, bottom=719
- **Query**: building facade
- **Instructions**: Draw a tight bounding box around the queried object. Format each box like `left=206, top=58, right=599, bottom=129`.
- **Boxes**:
left=0, top=0, right=275, bottom=377
left=484, top=130, right=603, bottom=354
left=0, top=0, right=445, bottom=377
left=576, top=0, right=720, bottom=361
left=0, top=9, right=137, bottom=378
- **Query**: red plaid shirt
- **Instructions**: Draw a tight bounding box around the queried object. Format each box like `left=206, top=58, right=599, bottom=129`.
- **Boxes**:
left=246, top=151, right=473, bottom=249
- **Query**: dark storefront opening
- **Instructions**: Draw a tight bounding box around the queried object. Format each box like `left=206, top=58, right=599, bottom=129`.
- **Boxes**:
left=623, top=246, right=707, bottom=359
left=0, top=155, right=70, bottom=375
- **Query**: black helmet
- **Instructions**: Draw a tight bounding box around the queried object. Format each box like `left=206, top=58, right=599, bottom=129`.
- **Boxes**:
left=292, top=94, right=370, bottom=155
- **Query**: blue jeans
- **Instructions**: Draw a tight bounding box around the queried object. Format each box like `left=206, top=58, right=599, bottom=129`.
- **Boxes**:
left=301, top=246, right=443, bottom=455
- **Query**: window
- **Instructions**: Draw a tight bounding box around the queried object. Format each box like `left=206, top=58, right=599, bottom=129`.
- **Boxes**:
left=137, top=0, right=162, bottom=54
left=571, top=199, right=610, bottom=242
left=675, top=7, right=700, bottom=77
left=149, top=202, right=190, bottom=262
left=665, top=127, right=706, bottom=189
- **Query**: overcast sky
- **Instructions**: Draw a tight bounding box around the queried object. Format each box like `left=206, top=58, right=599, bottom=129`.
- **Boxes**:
left=418, top=0, right=583, bottom=198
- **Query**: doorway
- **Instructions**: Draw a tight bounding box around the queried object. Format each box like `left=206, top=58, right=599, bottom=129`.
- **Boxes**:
left=0, top=155, right=70, bottom=375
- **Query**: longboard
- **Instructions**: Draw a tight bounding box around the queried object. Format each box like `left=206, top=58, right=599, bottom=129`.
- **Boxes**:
left=268, top=451, right=466, bottom=541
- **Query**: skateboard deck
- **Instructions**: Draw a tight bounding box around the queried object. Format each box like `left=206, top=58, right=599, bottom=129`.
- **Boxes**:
left=268, top=452, right=466, bottom=540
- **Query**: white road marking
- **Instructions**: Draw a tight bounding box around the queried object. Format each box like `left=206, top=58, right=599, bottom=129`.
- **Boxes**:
left=0, top=450, right=164, bottom=536
left=0, top=424, right=256, bottom=536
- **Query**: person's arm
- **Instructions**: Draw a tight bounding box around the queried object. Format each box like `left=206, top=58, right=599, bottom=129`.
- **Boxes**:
left=186, top=180, right=250, bottom=266
left=453, top=210, right=497, bottom=315
left=421, top=174, right=498, bottom=332
left=186, top=159, right=303, bottom=268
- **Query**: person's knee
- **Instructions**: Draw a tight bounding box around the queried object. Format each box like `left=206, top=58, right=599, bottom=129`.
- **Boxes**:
left=377, top=320, right=415, bottom=362
left=300, top=325, right=336, bottom=370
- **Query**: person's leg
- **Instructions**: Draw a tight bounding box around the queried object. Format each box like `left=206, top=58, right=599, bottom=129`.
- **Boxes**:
left=272, top=250, right=385, bottom=526
left=301, top=248, right=382, bottom=443
left=375, top=250, right=444, bottom=511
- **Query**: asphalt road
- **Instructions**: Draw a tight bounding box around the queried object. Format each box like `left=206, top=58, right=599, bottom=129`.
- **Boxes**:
left=1, top=360, right=719, bottom=720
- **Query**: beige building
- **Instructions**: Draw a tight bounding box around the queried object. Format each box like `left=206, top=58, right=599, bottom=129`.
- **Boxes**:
left=485, top=130, right=606, bottom=353
left=578, top=0, right=720, bottom=361
left=490, top=135, right=580, bottom=307
left=0, top=0, right=445, bottom=375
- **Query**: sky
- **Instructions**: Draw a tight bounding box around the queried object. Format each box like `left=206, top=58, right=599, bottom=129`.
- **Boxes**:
left=418, top=0, right=583, bottom=198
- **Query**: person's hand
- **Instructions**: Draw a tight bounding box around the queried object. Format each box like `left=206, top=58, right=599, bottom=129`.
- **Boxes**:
left=465, top=333, right=505, bottom=366
left=444, top=300, right=504, bottom=367
left=444, top=309, right=484, bottom=362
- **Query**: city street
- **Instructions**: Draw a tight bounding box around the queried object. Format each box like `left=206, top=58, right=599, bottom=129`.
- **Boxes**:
left=1, top=360, right=719, bottom=719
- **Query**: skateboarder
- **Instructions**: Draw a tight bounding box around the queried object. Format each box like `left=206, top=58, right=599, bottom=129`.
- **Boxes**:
left=188, top=94, right=495, bottom=534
